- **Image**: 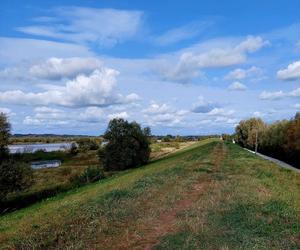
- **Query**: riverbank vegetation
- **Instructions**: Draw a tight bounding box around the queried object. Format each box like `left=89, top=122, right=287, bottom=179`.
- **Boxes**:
left=0, top=114, right=197, bottom=213
left=9, top=134, right=101, bottom=145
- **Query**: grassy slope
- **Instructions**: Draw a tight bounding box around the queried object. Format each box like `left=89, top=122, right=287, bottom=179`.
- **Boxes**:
left=0, top=139, right=299, bottom=249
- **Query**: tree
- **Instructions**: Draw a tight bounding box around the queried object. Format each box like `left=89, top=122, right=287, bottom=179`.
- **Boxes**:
left=284, top=113, right=300, bottom=164
left=0, top=160, right=33, bottom=200
left=0, top=113, right=11, bottom=160
left=77, top=138, right=99, bottom=152
left=221, top=134, right=232, bottom=141
left=235, top=118, right=266, bottom=149
left=143, top=126, right=151, bottom=137
left=235, top=113, right=300, bottom=167
left=260, top=120, right=289, bottom=157
left=99, top=119, right=151, bottom=171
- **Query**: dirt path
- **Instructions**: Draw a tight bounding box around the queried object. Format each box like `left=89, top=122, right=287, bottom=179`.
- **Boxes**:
left=124, top=142, right=227, bottom=250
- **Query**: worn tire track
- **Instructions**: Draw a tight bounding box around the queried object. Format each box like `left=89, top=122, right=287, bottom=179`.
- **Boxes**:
left=116, top=142, right=227, bottom=250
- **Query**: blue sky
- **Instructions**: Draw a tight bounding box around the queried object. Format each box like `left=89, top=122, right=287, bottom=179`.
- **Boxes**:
left=0, top=0, right=299, bottom=135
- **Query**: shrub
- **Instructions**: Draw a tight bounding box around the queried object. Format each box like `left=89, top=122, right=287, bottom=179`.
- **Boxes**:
left=0, top=160, right=34, bottom=200
left=69, top=142, right=78, bottom=155
left=99, top=119, right=151, bottom=171
left=70, top=166, right=104, bottom=187
left=77, top=138, right=99, bottom=152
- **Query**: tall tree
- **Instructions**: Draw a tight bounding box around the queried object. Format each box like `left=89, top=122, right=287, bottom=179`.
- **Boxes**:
left=0, top=113, right=11, bottom=160
left=235, top=118, right=266, bottom=149
left=99, top=119, right=151, bottom=171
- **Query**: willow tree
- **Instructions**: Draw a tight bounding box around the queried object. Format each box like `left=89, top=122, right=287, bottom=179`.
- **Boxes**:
left=99, top=118, right=151, bottom=171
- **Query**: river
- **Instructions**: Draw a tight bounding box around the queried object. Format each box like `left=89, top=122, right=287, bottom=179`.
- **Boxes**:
left=8, top=142, right=73, bottom=154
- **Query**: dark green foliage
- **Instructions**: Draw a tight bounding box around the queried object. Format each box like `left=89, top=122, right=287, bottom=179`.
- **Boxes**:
left=70, top=166, right=104, bottom=187
left=162, top=134, right=173, bottom=142
left=69, top=142, right=78, bottom=155
left=0, top=160, right=33, bottom=200
left=0, top=113, right=10, bottom=160
left=0, top=183, right=72, bottom=213
left=99, top=118, right=151, bottom=171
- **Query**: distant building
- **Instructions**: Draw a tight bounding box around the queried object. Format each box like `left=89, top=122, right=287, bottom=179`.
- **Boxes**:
left=157, top=139, right=162, bottom=143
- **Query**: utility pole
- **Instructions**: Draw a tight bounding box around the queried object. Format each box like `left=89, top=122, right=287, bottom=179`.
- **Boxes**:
left=255, top=129, right=258, bottom=154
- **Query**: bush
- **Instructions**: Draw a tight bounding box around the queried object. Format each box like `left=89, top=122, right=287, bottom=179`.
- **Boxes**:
left=0, top=160, right=34, bottom=200
left=99, top=118, right=151, bottom=171
left=69, top=142, right=78, bottom=155
left=70, top=166, right=104, bottom=187
left=77, top=138, right=99, bottom=152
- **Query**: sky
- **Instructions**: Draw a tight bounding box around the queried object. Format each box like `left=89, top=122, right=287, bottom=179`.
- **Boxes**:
left=0, top=0, right=300, bottom=135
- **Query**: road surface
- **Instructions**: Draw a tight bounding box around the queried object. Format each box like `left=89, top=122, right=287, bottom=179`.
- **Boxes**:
left=244, top=148, right=300, bottom=173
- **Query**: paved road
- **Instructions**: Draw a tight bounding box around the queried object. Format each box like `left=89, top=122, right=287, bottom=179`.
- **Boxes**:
left=244, top=148, right=300, bottom=173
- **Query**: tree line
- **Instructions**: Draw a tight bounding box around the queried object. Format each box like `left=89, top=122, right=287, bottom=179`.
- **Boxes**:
left=235, top=112, right=300, bottom=167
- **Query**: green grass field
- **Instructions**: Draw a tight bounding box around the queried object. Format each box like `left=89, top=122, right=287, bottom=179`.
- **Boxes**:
left=0, top=139, right=299, bottom=249
left=3, top=141, right=195, bottom=209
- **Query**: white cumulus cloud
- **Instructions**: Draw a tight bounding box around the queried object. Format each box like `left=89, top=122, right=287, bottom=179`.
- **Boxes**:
left=290, top=87, right=300, bottom=97
left=108, top=111, right=129, bottom=120
left=158, top=36, right=268, bottom=83
left=0, top=67, right=139, bottom=108
left=260, top=90, right=286, bottom=100
left=224, top=66, right=263, bottom=80
left=208, top=108, right=235, bottom=117
left=191, top=96, right=217, bottom=113
left=277, top=61, right=300, bottom=81
left=143, top=102, right=188, bottom=126
left=0, top=107, right=15, bottom=116
left=29, top=57, right=102, bottom=80
left=228, top=81, right=247, bottom=91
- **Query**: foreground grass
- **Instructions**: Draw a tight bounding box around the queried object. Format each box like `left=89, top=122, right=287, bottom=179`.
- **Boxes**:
left=0, top=139, right=299, bottom=249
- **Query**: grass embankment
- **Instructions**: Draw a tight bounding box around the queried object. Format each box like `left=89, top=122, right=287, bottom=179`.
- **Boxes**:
left=0, top=139, right=299, bottom=249
left=2, top=141, right=196, bottom=213
left=1, top=150, right=99, bottom=213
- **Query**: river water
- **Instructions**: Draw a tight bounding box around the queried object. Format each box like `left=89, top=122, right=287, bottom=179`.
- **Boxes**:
left=8, top=142, right=73, bottom=154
